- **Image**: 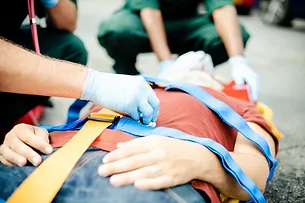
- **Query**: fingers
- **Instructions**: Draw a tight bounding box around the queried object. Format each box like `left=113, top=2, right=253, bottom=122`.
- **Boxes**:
left=148, top=93, right=160, bottom=122
left=108, top=166, right=160, bottom=187
left=34, top=126, right=50, bottom=144
left=134, top=176, right=173, bottom=190
left=9, top=137, right=42, bottom=166
left=0, top=144, right=26, bottom=167
left=247, top=76, right=260, bottom=101
left=0, top=154, right=14, bottom=166
left=102, top=144, right=149, bottom=164
left=98, top=153, right=154, bottom=177
left=18, top=126, right=53, bottom=155
left=138, top=99, right=154, bottom=125
left=0, top=125, right=53, bottom=167
left=128, top=106, right=140, bottom=121
left=233, top=76, right=245, bottom=86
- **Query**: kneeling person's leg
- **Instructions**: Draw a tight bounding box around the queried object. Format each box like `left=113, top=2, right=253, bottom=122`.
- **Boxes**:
left=97, top=10, right=151, bottom=75
left=18, top=26, right=88, bottom=66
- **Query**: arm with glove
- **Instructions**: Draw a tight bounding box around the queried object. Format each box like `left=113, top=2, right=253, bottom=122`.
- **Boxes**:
left=212, top=5, right=259, bottom=101
left=0, top=38, right=159, bottom=124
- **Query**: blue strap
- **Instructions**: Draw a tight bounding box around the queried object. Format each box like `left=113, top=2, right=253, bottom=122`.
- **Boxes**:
left=114, top=116, right=265, bottom=203
left=41, top=117, right=88, bottom=133
left=142, top=75, right=277, bottom=181
left=41, top=116, right=265, bottom=202
left=66, top=99, right=89, bottom=124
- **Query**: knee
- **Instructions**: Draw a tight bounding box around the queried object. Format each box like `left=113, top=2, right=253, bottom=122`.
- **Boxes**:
left=97, top=20, right=135, bottom=49
left=97, top=10, right=144, bottom=52
left=65, top=34, right=88, bottom=65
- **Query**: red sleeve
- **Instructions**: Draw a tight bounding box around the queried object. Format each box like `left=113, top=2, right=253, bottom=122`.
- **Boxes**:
left=203, top=87, right=279, bottom=154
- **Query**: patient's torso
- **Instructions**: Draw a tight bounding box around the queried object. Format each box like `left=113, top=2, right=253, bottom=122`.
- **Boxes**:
left=49, top=86, right=270, bottom=203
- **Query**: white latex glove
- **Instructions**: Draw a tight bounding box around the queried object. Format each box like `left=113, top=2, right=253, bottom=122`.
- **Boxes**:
left=229, top=56, right=260, bottom=101
left=81, top=69, right=160, bottom=124
left=158, top=51, right=214, bottom=81
left=40, top=0, right=59, bottom=8
left=159, top=59, right=175, bottom=73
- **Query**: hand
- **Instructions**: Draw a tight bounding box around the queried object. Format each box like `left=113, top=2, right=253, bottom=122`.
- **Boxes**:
left=229, top=56, right=260, bottom=101
left=81, top=69, right=160, bottom=124
left=97, top=136, right=207, bottom=190
left=0, top=124, right=53, bottom=167
left=40, top=0, right=59, bottom=8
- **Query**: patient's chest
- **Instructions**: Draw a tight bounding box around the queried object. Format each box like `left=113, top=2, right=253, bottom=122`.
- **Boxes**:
left=154, top=88, right=237, bottom=151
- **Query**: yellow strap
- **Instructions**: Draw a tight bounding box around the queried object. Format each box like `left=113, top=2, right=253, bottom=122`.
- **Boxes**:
left=7, top=108, right=121, bottom=203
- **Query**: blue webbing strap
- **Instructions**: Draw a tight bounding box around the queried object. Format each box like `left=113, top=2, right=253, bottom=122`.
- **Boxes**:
left=41, top=117, right=88, bottom=133
left=66, top=99, right=89, bottom=124
left=114, top=116, right=265, bottom=203
left=142, top=75, right=277, bottom=181
left=41, top=116, right=265, bottom=202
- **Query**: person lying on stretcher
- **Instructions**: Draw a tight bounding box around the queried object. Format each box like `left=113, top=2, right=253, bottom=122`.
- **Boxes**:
left=0, top=53, right=279, bottom=203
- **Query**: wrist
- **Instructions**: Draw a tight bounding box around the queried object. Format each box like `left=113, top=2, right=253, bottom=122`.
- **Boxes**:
left=41, top=0, right=59, bottom=8
left=194, top=144, right=220, bottom=182
left=229, top=55, right=248, bottom=67
left=80, top=68, right=98, bottom=101
left=159, top=59, right=174, bottom=72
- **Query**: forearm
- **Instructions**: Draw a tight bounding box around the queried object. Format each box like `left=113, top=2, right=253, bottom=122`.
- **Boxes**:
left=196, top=147, right=269, bottom=200
left=0, top=38, right=87, bottom=98
left=212, top=5, right=244, bottom=57
left=140, top=8, right=172, bottom=61
left=46, top=0, right=77, bottom=32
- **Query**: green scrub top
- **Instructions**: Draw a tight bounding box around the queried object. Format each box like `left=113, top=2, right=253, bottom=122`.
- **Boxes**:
left=123, top=0, right=233, bottom=20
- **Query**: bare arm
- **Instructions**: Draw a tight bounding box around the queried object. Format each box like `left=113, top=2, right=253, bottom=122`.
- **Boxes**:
left=46, top=0, right=77, bottom=32
left=196, top=122, right=276, bottom=200
left=212, top=5, right=244, bottom=57
left=140, top=8, right=172, bottom=61
left=0, top=38, right=87, bottom=98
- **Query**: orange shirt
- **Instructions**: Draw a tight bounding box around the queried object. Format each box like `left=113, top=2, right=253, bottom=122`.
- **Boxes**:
left=50, top=87, right=278, bottom=203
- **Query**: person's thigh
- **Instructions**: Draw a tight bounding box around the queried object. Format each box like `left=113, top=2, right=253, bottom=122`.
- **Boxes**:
left=18, top=26, right=88, bottom=65
left=97, top=9, right=152, bottom=75
left=0, top=148, right=207, bottom=203
left=166, top=15, right=250, bottom=66
left=97, top=9, right=150, bottom=54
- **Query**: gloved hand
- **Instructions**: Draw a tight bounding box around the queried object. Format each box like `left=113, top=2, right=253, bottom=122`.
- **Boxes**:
left=229, top=55, right=260, bottom=101
left=40, top=0, right=59, bottom=8
left=159, top=59, right=175, bottom=73
left=81, top=69, right=160, bottom=124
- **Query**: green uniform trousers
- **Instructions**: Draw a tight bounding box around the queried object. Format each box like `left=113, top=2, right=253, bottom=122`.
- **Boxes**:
left=97, top=9, right=250, bottom=75
left=0, top=26, right=88, bottom=141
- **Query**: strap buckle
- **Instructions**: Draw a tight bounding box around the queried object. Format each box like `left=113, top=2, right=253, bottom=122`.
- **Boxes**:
left=87, top=113, right=120, bottom=123
left=148, top=82, right=168, bottom=89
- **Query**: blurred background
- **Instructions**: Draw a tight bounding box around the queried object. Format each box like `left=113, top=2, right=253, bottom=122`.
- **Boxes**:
left=39, top=0, right=305, bottom=202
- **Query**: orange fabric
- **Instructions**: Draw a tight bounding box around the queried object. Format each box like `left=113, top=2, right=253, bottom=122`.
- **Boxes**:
left=49, top=87, right=279, bottom=203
